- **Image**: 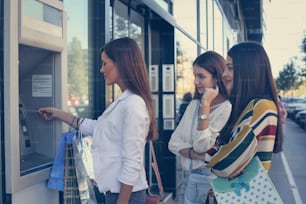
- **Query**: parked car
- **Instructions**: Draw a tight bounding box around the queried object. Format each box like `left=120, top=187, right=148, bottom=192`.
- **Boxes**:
left=284, top=98, right=306, bottom=118
left=295, top=109, right=306, bottom=128
left=292, top=106, right=306, bottom=121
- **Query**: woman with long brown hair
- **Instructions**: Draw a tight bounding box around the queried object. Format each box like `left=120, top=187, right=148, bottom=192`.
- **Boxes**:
left=205, top=42, right=282, bottom=178
left=169, top=51, right=231, bottom=204
left=39, top=37, right=157, bottom=204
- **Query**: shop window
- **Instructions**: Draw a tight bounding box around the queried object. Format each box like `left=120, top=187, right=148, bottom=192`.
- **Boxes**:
left=64, top=0, right=92, bottom=118
left=214, top=2, right=224, bottom=55
left=175, top=30, right=197, bottom=101
left=173, top=0, right=197, bottom=39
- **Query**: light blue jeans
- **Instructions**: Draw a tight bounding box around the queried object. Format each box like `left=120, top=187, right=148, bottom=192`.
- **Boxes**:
left=184, top=168, right=216, bottom=204
left=178, top=171, right=190, bottom=204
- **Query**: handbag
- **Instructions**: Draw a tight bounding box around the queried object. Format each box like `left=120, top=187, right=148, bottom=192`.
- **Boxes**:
left=210, top=156, right=283, bottom=204
left=145, top=141, right=164, bottom=204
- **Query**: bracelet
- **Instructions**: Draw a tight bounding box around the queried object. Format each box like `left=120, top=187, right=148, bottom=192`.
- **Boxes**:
left=76, top=117, right=80, bottom=130
left=69, top=116, right=77, bottom=127
left=76, top=117, right=85, bottom=130
left=188, top=148, right=192, bottom=159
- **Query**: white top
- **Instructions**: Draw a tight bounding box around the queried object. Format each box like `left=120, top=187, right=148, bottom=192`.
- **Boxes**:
left=79, top=90, right=149, bottom=193
left=168, top=99, right=231, bottom=171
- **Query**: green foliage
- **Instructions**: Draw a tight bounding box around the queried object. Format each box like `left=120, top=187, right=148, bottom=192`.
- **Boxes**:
left=301, top=36, right=306, bottom=55
left=300, top=35, right=306, bottom=76
left=276, top=61, right=303, bottom=92
left=67, top=37, right=88, bottom=100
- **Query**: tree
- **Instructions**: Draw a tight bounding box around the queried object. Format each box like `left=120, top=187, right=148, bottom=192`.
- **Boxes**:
left=67, top=37, right=88, bottom=103
left=276, top=60, right=303, bottom=96
left=300, top=35, right=306, bottom=78
left=301, top=35, right=306, bottom=58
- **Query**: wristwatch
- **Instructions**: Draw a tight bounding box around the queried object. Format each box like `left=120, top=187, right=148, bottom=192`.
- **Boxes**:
left=198, top=114, right=208, bottom=120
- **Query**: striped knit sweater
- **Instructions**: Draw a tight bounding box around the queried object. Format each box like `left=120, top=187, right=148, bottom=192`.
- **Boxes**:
left=205, top=98, right=278, bottom=178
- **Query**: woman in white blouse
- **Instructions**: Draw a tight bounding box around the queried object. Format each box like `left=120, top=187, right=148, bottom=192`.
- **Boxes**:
left=168, top=51, right=231, bottom=204
left=39, top=37, right=157, bottom=204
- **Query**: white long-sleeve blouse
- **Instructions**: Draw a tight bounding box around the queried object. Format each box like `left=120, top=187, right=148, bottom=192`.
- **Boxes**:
left=168, top=99, right=231, bottom=171
left=79, top=89, right=149, bottom=193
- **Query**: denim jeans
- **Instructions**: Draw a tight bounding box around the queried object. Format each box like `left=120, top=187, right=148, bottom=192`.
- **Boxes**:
left=178, top=170, right=190, bottom=204
left=105, top=189, right=146, bottom=204
left=184, top=168, right=216, bottom=204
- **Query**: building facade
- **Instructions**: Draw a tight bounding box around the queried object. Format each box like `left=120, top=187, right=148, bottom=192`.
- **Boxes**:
left=0, top=0, right=262, bottom=203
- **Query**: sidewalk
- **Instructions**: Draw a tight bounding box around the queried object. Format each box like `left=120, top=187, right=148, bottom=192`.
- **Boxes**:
left=163, top=192, right=177, bottom=204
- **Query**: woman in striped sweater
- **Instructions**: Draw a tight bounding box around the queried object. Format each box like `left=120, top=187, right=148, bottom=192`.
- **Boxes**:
left=205, top=42, right=283, bottom=178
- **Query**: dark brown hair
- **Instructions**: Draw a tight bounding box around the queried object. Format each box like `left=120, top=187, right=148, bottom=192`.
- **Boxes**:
left=192, top=51, right=228, bottom=100
left=102, top=37, right=157, bottom=141
left=218, top=42, right=282, bottom=153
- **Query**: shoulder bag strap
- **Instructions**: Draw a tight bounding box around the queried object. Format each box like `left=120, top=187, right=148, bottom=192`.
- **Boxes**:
left=150, top=141, right=164, bottom=196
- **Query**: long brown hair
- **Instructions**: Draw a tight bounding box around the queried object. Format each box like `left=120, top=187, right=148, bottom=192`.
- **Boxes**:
left=218, top=42, right=282, bottom=153
left=193, top=51, right=228, bottom=100
left=102, top=37, right=157, bottom=141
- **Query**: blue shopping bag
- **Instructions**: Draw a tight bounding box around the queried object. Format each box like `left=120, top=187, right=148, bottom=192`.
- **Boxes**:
left=47, top=131, right=77, bottom=191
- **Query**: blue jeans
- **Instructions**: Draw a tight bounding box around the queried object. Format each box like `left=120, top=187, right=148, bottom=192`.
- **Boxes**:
left=184, top=168, right=216, bottom=204
left=105, top=189, right=146, bottom=204
left=178, top=170, right=190, bottom=204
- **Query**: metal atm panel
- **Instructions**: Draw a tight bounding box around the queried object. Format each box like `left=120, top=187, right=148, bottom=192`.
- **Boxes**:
left=19, top=45, right=57, bottom=176
left=4, top=0, right=67, bottom=194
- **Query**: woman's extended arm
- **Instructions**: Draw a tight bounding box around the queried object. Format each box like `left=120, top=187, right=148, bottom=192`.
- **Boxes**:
left=38, top=107, right=78, bottom=128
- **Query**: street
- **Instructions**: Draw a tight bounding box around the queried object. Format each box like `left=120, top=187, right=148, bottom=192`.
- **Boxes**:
left=269, top=119, right=306, bottom=204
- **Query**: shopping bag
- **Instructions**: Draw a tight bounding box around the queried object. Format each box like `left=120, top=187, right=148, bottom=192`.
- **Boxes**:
left=48, top=131, right=76, bottom=191
left=64, top=143, right=81, bottom=204
left=210, top=156, right=283, bottom=204
left=72, top=132, right=97, bottom=204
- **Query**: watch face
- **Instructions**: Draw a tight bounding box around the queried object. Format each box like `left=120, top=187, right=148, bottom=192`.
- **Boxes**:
left=199, top=114, right=207, bottom=120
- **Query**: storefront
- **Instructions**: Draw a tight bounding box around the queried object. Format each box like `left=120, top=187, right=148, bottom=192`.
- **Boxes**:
left=1, top=0, right=244, bottom=203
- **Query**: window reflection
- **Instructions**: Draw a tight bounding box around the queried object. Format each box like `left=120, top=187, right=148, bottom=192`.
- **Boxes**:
left=200, top=0, right=208, bottom=49
left=207, top=0, right=213, bottom=50
left=64, top=0, right=91, bottom=117
left=214, top=2, right=223, bottom=55
left=175, top=30, right=197, bottom=100
left=114, top=1, right=128, bottom=39
left=173, top=0, right=197, bottom=39
left=130, top=9, right=144, bottom=53
left=106, top=2, right=145, bottom=106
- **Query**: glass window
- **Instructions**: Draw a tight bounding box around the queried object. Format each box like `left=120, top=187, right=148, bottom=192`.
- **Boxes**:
left=175, top=30, right=197, bottom=101
left=223, top=17, right=237, bottom=52
left=200, top=0, right=208, bottom=49
left=106, top=1, right=130, bottom=105
left=107, top=2, right=145, bottom=106
left=114, top=1, right=128, bottom=39
left=173, top=0, right=197, bottom=39
left=64, top=0, right=91, bottom=118
left=207, top=0, right=213, bottom=50
left=130, top=9, right=144, bottom=53
left=214, top=2, right=223, bottom=55
left=23, top=0, right=63, bottom=27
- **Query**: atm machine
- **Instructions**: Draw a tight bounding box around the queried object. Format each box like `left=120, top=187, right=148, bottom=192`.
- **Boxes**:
left=4, top=0, right=67, bottom=203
